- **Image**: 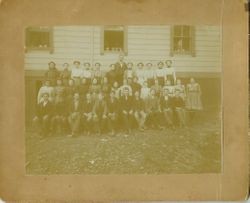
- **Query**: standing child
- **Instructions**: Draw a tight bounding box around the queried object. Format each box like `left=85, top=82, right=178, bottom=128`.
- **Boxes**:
left=45, top=61, right=59, bottom=86
left=144, top=62, right=155, bottom=87
left=155, top=61, right=166, bottom=86
left=71, top=61, right=83, bottom=86
left=186, top=78, right=203, bottom=122
left=93, top=62, right=103, bottom=84
left=82, top=62, right=93, bottom=85
left=60, top=63, right=71, bottom=86
left=124, top=62, right=135, bottom=80
left=135, top=62, right=145, bottom=85
left=165, top=60, right=176, bottom=85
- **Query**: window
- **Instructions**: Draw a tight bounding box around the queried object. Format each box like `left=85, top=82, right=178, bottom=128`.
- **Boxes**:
left=170, top=25, right=195, bottom=56
left=101, top=26, right=128, bottom=55
left=25, top=26, right=53, bottom=53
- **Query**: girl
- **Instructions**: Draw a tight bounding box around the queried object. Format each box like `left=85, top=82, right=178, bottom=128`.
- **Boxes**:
left=71, top=61, right=83, bottom=86
left=93, top=62, right=103, bottom=84
left=144, top=62, right=155, bottom=87
left=82, top=62, right=93, bottom=85
left=135, top=62, right=145, bottom=85
left=186, top=78, right=203, bottom=122
left=155, top=61, right=166, bottom=86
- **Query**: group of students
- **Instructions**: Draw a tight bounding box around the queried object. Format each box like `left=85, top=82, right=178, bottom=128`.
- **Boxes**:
left=33, top=55, right=203, bottom=137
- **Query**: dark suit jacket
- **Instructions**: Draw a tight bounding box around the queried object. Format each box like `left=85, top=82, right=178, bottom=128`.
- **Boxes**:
left=37, top=101, right=54, bottom=118
left=115, top=62, right=127, bottom=76
left=119, top=96, right=133, bottom=112
left=68, top=100, right=82, bottom=114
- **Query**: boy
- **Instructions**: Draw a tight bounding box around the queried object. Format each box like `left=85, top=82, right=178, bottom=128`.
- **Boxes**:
left=119, top=79, right=133, bottom=97
left=106, top=91, right=119, bottom=135
left=45, top=61, right=59, bottom=86
left=33, top=93, right=54, bottom=137
left=115, top=54, right=127, bottom=86
left=173, top=89, right=186, bottom=127
left=160, top=88, right=174, bottom=128
left=93, top=93, right=108, bottom=135
left=68, top=92, right=82, bottom=137
left=119, top=88, right=134, bottom=134
left=51, top=79, right=67, bottom=135
left=131, top=76, right=142, bottom=96
left=133, top=91, right=147, bottom=131
left=124, top=62, right=135, bottom=80
left=145, top=89, right=161, bottom=129
left=82, top=93, right=94, bottom=135
left=106, top=64, right=117, bottom=86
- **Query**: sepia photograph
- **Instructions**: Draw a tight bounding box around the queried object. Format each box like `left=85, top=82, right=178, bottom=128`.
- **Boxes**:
left=25, top=25, right=222, bottom=175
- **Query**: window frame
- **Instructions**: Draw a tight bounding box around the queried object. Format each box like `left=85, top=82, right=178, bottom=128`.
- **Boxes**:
left=100, top=25, right=128, bottom=56
left=25, top=26, right=54, bottom=54
left=170, top=25, right=195, bottom=57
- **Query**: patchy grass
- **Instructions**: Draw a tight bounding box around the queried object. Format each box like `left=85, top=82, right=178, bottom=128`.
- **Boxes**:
left=25, top=111, right=221, bottom=174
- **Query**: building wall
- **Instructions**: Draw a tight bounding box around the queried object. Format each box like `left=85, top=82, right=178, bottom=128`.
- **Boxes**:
left=24, top=25, right=221, bottom=74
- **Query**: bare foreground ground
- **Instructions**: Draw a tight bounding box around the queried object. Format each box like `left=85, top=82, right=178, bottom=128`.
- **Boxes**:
left=25, top=111, right=221, bottom=174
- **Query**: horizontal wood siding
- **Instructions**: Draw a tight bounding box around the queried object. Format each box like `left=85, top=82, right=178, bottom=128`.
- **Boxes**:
left=25, top=25, right=221, bottom=74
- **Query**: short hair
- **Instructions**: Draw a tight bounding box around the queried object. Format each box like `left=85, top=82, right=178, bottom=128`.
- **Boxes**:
left=73, top=61, right=80, bottom=65
left=127, top=62, right=133, bottom=66
left=165, top=60, right=172, bottom=64
left=157, top=61, right=164, bottom=66
left=137, top=62, right=144, bottom=66
left=63, top=63, right=69, bottom=66
left=110, top=63, right=115, bottom=67
left=48, top=61, right=56, bottom=66
left=95, top=62, right=101, bottom=66
left=146, top=62, right=153, bottom=66
left=84, top=62, right=91, bottom=66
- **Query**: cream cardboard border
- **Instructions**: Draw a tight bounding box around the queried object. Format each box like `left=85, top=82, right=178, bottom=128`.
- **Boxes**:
left=0, top=0, right=248, bottom=201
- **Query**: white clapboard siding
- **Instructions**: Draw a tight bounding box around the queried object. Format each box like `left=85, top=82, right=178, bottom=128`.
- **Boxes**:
left=25, top=25, right=221, bottom=73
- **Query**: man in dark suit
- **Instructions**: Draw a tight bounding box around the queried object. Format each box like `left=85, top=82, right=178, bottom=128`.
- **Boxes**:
left=68, top=92, right=82, bottom=137
left=93, top=92, right=108, bottom=135
left=82, top=93, right=94, bottom=135
left=115, top=54, right=127, bottom=86
left=119, top=87, right=133, bottom=134
left=106, top=90, right=119, bottom=135
left=33, top=92, right=54, bottom=137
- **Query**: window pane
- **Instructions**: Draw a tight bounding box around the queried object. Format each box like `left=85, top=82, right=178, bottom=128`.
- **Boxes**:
left=174, top=26, right=182, bottom=36
left=183, top=26, right=190, bottom=37
left=173, top=37, right=183, bottom=51
left=182, top=37, right=190, bottom=51
left=104, top=30, right=124, bottom=51
left=26, top=31, right=50, bottom=48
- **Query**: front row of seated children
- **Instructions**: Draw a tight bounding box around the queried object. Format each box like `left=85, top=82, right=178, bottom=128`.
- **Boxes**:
left=33, top=87, right=188, bottom=137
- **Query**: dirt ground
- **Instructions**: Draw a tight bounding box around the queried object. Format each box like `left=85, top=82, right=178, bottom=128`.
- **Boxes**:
left=25, top=111, right=221, bottom=174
